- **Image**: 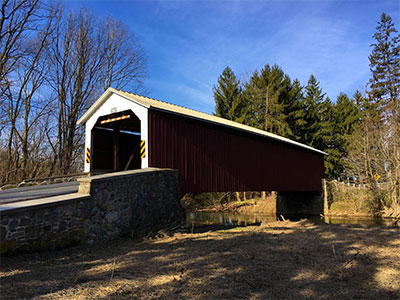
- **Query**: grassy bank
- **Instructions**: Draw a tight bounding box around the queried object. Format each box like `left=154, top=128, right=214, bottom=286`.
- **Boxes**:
left=1, top=220, right=399, bottom=299
left=326, top=181, right=400, bottom=219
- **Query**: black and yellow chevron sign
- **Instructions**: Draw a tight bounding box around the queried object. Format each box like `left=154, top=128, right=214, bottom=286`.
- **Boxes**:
left=86, top=147, right=90, bottom=163
left=140, top=140, right=145, bottom=159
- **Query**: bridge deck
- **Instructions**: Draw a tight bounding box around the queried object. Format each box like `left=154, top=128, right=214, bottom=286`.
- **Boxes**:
left=0, top=182, right=79, bottom=205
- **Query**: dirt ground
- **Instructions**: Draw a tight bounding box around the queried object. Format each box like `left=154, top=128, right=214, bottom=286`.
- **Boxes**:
left=1, top=220, right=399, bottom=300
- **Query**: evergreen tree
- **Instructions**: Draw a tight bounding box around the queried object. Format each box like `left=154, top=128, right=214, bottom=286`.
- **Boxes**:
left=335, top=93, right=363, bottom=137
left=300, top=75, right=326, bottom=147
left=368, top=12, right=400, bottom=205
left=352, top=90, right=368, bottom=111
left=213, top=67, right=246, bottom=123
left=346, top=13, right=400, bottom=206
left=284, top=79, right=305, bottom=141
left=244, top=64, right=292, bottom=137
left=333, top=92, right=363, bottom=179
left=300, top=75, right=346, bottom=178
left=316, top=97, right=337, bottom=178
left=368, top=13, right=400, bottom=116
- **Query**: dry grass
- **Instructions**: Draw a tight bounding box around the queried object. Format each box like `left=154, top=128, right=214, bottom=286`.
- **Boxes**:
left=1, top=220, right=399, bottom=299
left=200, top=194, right=277, bottom=214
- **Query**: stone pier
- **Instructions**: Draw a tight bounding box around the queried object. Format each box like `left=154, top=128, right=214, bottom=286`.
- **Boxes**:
left=276, top=181, right=328, bottom=216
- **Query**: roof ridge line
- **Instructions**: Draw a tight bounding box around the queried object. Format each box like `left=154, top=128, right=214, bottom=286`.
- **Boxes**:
left=112, top=87, right=213, bottom=116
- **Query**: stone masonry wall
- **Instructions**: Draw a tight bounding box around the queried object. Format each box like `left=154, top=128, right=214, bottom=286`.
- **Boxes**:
left=1, top=168, right=184, bottom=254
left=276, top=180, right=328, bottom=216
left=78, top=168, right=184, bottom=245
left=1, top=195, right=89, bottom=254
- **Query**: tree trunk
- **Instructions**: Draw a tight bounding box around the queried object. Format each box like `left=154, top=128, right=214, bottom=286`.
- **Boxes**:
left=235, top=192, right=241, bottom=202
left=261, top=191, right=267, bottom=200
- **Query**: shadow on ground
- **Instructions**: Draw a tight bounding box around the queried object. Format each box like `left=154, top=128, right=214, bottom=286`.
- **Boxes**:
left=1, top=221, right=399, bottom=299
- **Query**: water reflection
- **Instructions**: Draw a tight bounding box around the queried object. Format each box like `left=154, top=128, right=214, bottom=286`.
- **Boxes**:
left=186, top=211, right=399, bottom=228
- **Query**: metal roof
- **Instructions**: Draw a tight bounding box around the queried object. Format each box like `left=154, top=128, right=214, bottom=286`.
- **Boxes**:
left=78, top=87, right=327, bottom=155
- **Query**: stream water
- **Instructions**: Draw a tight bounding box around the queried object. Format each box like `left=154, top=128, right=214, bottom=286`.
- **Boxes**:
left=186, top=211, right=399, bottom=228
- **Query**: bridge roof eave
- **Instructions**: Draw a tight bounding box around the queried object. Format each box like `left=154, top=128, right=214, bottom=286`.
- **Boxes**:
left=77, top=88, right=150, bottom=126
left=78, top=87, right=327, bottom=156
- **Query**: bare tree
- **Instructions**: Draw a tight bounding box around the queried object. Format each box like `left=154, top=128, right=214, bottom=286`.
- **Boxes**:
left=346, top=13, right=400, bottom=211
left=46, top=10, right=101, bottom=175
left=0, top=0, right=58, bottom=184
left=0, top=0, right=40, bottom=85
left=102, top=15, right=146, bottom=92
left=47, top=9, right=146, bottom=175
left=0, top=2, right=147, bottom=183
left=345, top=115, right=385, bottom=209
left=0, top=0, right=42, bottom=135
left=0, top=0, right=40, bottom=183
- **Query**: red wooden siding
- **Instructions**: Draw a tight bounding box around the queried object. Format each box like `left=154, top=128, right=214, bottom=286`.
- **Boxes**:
left=148, top=109, right=325, bottom=195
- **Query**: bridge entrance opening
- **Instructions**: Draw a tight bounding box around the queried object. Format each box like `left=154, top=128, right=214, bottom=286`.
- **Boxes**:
left=91, top=110, right=141, bottom=172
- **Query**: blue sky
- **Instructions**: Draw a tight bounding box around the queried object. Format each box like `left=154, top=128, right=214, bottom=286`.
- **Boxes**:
left=67, top=0, right=399, bottom=114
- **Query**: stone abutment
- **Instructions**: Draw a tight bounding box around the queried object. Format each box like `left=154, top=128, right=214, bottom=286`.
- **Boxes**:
left=1, top=168, right=184, bottom=254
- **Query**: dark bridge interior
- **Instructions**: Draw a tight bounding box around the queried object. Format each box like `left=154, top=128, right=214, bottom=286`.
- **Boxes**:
left=91, top=110, right=141, bottom=172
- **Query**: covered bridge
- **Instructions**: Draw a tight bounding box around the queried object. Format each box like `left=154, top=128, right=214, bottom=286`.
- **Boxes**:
left=77, top=88, right=326, bottom=197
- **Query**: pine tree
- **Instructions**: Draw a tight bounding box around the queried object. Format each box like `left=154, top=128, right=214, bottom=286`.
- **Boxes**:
left=213, top=67, right=246, bottom=122
left=244, top=64, right=292, bottom=137
left=316, top=97, right=338, bottom=178
left=335, top=93, right=363, bottom=137
left=368, top=13, right=400, bottom=205
left=345, top=13, right=400, bottom=207
left=333, top=93, right=363, bottom=179
left=284, top=79, right=305, bottom=141
left=352, top=90, right=367, bottom=111
left=300, top=75, right=326, bottom=147
left=368, top=13, right=400, bottom=116
left=299, top=75, right=346, bottom=178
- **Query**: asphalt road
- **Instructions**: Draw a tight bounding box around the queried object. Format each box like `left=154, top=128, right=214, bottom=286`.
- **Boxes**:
left=0, top=182, right=80, bottom=204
